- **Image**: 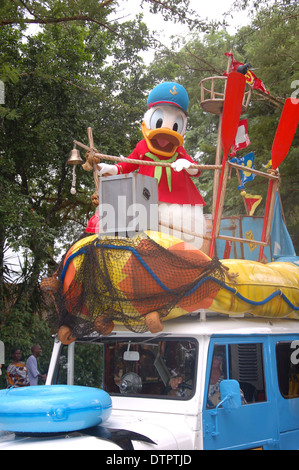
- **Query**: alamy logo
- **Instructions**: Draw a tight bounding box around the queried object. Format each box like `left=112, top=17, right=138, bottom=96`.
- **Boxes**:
left=0, top=81, right=4, bottom=104
left=291, top=80, right=299, bottom=104
left=0, top=341, right=5, bottom=364
left=290, top=340, right=299, bottom=365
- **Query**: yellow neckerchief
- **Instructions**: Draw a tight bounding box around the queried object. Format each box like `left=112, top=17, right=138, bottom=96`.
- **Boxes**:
left=145, top=152, right=178, bottom=192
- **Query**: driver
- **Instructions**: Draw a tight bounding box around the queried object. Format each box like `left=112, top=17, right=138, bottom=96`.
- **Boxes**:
left=164, top=374, right=192, bottom=398
left=168, top=376, right=183, bottom=396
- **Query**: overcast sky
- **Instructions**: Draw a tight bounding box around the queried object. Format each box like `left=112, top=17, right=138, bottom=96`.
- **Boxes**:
left=112, top=0, right=250, bottom=62
left=115, top=0, right=249, bottom=38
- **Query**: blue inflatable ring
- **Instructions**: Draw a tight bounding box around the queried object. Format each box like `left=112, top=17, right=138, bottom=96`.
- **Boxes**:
left=0, top=385, right=112, bottom=433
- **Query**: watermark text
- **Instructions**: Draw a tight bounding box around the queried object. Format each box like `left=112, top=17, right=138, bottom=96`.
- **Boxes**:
left=0, top=341, right=5, bottom=364
left=291, top=79, right=299, bottom=104
left=0, top=81, right=4, bottom=104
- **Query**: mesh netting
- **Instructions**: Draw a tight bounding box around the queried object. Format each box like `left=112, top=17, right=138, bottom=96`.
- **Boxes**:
left=41, top=233, right=225, bottom=337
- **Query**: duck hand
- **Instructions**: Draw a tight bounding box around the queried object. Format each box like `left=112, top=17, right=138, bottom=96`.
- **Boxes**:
left=97, top=163, right=118, bottom=176
left=171, top=159, right=192, bottom=172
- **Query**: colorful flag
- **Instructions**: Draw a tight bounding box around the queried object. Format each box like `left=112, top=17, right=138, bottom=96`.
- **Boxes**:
left=240, top=191, right=263, bottom=216
left=263, top=159, right=272, bottom=169
left=270, top=192, right=296, bottom=258
left=230, top=151, right=256, bottom=189
left=229, top=119, right=251, bottom=157
left=224, top=52, right=269, bottom=95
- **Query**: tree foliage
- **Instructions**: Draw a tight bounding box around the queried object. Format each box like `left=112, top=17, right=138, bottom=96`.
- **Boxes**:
left=0, top=0, right=208, bottom=30
left=0, top=2, right=156, bottom=364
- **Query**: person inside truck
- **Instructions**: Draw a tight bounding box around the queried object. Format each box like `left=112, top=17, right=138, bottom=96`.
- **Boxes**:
left=168, top=376, right=183, bottom=392
left=163, top=374, right=193, bottom=398
left=207, top=353, right=225, bottom=408
left=207, top=349, right=247, bottom=408
left=161, top=340, right=196, bottom=398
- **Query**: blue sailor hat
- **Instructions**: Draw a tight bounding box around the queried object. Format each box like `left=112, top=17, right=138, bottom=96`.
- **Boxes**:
left=147, top=82, right=189, bottom=114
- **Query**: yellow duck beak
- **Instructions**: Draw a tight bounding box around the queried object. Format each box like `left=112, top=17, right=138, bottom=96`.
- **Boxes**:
left=141, top=121, right=184, bottom=158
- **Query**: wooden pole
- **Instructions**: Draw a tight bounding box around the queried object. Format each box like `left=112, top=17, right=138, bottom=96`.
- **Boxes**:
left=87, top=127, right=99, bottom=193
left=212, top=113, right=223, bottom=217
left=228, top=162, right=279, bottom=180
left=214, top=162, right=230, bottom=239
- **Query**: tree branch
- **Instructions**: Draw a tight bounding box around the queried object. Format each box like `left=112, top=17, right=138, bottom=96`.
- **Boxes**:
left=184, top=46, right=223, bottom=75
left=17, top=0, right=39, bottom=19
left=0, top=15, right=118, bottom=33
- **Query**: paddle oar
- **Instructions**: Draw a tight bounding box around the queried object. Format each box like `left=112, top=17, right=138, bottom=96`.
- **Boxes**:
left=272, top=98, right=299, bottom=170
left=209, top=72, right=246, bottom=258
left=258, top=97, right=299, bottom=261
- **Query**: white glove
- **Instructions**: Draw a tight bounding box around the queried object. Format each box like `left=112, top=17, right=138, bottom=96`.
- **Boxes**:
left=97, top=163, right=118, bottom=176
left=171, top=159, right=198, bottom=175
left=171, top=159, right=192, bottom=172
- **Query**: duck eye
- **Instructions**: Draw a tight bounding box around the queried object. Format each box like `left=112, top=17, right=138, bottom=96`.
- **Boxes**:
left=150, top=109, right=164, bottom=129
left=173, top=115, right=184, bottom=134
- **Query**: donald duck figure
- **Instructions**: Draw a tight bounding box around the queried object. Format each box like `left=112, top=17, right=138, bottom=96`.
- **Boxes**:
left=97, top=82, right=206, bottom=248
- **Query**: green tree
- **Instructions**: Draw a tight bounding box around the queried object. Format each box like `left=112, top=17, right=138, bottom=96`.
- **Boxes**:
left=0, top=0, right=208, bottom=30
left=0, top=14, right=154, bottom=369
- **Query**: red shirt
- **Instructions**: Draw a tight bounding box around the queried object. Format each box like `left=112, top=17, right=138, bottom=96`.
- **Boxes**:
left=116, top=140, right=206, bottom=206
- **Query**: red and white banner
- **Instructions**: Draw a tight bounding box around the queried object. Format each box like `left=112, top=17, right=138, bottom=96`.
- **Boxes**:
left=229, top=119, right=251, bottom=157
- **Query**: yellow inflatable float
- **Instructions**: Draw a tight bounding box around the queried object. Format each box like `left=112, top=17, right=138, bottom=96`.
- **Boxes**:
left=211, top=258, right=299, bottom=319
left=41, top=231, right=299, bottom=344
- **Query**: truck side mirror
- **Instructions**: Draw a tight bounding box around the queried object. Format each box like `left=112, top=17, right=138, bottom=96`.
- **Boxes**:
left=210, top=379, right=242, bottom=437
left=220, top=379, right=242, bottom=410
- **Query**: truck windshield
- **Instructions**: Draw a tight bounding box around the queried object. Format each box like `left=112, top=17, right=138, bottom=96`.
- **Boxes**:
left=103, top=338, right=197, bottom=400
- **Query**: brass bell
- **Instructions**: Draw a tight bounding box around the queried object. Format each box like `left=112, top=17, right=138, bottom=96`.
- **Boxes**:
left=67, top=147, right=83, bottom=165
left=68, top=146, right=83, bottom=195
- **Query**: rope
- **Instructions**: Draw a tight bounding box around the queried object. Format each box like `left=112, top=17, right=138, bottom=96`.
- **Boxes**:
left=195, top=276, right=299, bottom=311
left=73, top=139, right=222, bottom=171
left=70, top=166, right=77, bottom=195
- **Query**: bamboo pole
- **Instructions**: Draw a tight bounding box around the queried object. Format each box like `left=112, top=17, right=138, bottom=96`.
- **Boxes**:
left=264, top=179, right=280, bottom=245
left=228, top=162, right=279, bottom=180
left=158, top=219, right=212, bottom=241
left=217, top=235, right=268, bottom=247
left=212, top=113, right=223, bottom=217
left=87, top=127, right=99, bottom=192
left=214, top=162, right=230, bottom=240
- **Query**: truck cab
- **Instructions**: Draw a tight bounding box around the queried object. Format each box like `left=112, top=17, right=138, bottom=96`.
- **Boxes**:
left=37, top=314, right=299, bottom=450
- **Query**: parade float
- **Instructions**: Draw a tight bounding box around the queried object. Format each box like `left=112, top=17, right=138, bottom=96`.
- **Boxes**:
left=39, top=64, right=299, bottom=344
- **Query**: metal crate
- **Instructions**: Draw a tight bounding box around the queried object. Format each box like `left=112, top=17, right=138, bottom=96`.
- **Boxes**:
left=99, top=173, right=159, bottom=237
